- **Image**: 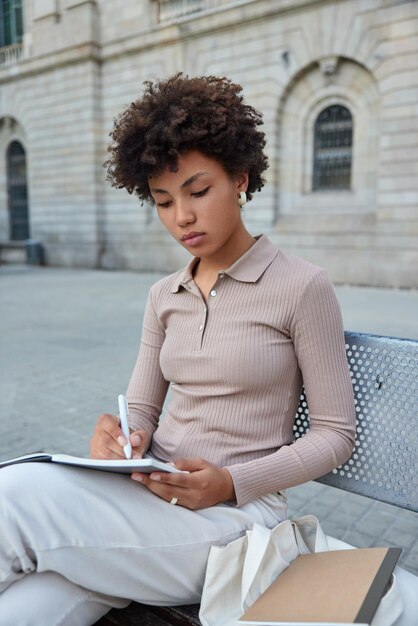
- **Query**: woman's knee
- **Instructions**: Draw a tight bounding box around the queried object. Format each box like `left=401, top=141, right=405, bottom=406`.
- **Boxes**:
left=0, top=463, right=71, bottom=521
left=2, top=462, right=54, bottom=492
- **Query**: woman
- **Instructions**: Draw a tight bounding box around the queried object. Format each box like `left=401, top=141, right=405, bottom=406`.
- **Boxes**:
left=0, top=74, right=355, bottom=625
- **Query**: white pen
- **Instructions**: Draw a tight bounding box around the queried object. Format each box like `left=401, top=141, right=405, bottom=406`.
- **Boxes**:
left=117, top=394, right=132, bottom=459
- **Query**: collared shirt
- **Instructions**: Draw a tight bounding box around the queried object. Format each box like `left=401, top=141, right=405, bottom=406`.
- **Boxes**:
left=126, top=235, right=356, bottom=507
left=171, top=233, right=280, bottom=292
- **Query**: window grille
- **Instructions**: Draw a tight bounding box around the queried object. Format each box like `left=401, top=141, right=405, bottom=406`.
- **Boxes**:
left=312, top=105, right=353, bottom=191
left=0, top=40, right=21, bottom=64
left=0, top=0, right=23, bottom=48
left=158, top=0, right=204, bottom=23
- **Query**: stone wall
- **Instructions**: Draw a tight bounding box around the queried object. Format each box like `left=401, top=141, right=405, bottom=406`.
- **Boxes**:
left=0, top=0, right=416, bottom=285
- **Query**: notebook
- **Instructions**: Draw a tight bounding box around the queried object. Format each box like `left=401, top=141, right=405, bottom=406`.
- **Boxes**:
left=239, top=546, right=401, bottom=625
left=0, top=452, right=186, bottom=474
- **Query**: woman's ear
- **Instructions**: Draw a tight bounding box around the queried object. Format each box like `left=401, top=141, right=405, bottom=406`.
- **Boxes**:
left=236, top=172, right=249, bottom=192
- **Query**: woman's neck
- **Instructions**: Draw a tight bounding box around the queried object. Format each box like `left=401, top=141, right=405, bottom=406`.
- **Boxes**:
left=195, top=230, right=256, bottom=278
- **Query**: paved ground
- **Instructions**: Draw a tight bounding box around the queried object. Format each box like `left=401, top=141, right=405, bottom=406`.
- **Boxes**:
left=1, top=264, right=417, bottom=576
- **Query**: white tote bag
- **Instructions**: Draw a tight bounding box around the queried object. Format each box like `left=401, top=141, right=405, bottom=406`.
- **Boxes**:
left=199, top=515, right=402, bottom=626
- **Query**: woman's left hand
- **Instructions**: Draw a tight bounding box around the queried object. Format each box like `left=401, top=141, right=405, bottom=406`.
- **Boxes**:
left=131, top=458, right=236, bottom=509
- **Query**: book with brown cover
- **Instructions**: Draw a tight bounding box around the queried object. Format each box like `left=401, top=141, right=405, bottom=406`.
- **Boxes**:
left=239, top=547, right=401, bottom=626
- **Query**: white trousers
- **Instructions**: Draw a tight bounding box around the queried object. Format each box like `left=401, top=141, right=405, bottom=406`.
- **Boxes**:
left=0, top=463, right=287, bottom=626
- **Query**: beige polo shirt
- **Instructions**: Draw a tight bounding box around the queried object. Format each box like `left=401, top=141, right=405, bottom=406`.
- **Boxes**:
left=127, top=235, right=356, bottom=507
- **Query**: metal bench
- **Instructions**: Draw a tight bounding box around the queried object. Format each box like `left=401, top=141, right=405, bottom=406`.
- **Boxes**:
left=97, top=331, right=418, bottom=626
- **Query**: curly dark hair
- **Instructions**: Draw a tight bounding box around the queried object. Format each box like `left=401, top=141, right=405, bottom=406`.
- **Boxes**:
left=105, top=73, right=268, bottom=203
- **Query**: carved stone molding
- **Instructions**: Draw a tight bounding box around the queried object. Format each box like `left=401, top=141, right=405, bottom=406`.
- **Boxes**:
left=0, top=117, right=15, bottom=131
left=319, top=55, right=340, bottom=76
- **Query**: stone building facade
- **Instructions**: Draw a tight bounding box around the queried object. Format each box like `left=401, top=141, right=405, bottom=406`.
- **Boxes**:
left=0, top=0, right=417, bottom=287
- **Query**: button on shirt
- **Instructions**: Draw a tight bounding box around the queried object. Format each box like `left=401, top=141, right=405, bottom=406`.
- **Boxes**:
left=126, top=235, right=356, bottom=507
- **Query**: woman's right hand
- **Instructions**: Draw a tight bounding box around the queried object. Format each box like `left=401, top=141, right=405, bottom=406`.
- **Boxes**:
left=89, top=413, right=150, bottom=460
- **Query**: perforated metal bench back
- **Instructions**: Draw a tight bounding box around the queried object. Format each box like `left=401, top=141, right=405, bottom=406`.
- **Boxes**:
left=293, top=331, right=418, bottom=512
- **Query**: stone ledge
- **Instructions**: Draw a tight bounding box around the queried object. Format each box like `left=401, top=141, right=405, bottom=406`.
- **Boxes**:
left=0, top=241, right=26, bottom=264
left=0, top=240, right=45, bottom=265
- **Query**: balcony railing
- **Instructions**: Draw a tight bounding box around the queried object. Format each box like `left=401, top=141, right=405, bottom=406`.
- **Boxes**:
left=158, top=0, right=205, bottom=23
left=0, top=43, right=23, bottom=67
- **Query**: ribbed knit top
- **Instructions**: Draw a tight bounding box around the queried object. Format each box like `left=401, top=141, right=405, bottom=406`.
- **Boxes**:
left=126, top=235, right=356, bottom=507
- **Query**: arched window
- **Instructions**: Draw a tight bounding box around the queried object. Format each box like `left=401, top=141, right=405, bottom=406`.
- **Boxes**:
left=7, top=139, right=29, bottom=240
left=312, top=105, right=353, bottom=191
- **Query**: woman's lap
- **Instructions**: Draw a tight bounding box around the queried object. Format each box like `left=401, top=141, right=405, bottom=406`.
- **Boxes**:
left=0, top=462, right=287, bottom=606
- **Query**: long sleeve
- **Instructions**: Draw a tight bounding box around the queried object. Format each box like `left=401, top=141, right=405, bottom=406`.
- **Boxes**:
left=226, top=270, right=356, bottom=506
left=126, top=287, right=169, bottom=442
